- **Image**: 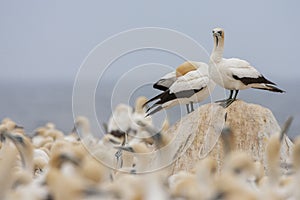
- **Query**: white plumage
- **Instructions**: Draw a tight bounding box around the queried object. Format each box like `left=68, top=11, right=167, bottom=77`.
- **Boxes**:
left=211, top=58, right=261, bottom=90
left=107, top=104, right=133, bottom=138
left=169, top=68, right=210, bottom=94
left=209, top=28, right=284, bottom=107
left=144, top=61, right=215, bottom=116
left=107, top=97, right=153, bottom=140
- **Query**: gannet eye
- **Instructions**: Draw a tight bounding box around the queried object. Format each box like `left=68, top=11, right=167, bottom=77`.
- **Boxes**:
left=218, top=31, right=222, bottom=35
left=212, top=30, right=215, bottom=33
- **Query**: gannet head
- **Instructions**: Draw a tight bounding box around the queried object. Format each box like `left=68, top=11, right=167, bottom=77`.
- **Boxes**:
left=212, top=28, right=224, bottom=46
left=135, top=96, right=148, bottom=113
left=2, top=132, right=34, bottom=172
left=72, top=116, right=90, bottom=135
left=175, top=61, right=198, bottom=77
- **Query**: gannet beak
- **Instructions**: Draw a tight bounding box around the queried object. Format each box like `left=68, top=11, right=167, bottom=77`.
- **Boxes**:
left=2, top=132, right=24, bottom=145
left=213, top=30, right=222, bottom=38
left=214, top=34, right=219, bottom=46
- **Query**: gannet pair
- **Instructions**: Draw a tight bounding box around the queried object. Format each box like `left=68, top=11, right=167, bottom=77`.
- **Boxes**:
left=145, top=28, right=284, bottom=114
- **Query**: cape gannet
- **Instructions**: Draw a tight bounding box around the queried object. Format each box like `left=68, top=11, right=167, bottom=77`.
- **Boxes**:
left=209, top=28, right=284, bottom=107
left=144, top=61, right=215, bottom=116
left=107, top=104, right=133, bottom=141
left=152, top=62, right=203, bottom=113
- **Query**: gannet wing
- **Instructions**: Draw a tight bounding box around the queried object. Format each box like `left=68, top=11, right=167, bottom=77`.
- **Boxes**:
left=225, top=58, right=276, bottom=85
left=169, top=70, right=209, bottom=94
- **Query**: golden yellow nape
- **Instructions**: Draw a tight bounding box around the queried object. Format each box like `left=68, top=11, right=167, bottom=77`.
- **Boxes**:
left=134, top=96, right=148, bottom=113
left=175, top=62, right=198, bottom=77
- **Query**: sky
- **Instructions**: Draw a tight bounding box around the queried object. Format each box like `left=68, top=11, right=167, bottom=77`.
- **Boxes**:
left=0, top=0, right=299, bottom=136
left=0, top=0, right=299, bottom=82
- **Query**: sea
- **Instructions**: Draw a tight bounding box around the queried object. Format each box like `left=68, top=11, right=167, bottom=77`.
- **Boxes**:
left=0, top=79, right=299, bottom=139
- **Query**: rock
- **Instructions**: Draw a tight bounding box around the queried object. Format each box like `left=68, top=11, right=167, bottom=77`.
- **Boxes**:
left=166, top=100, right=293, bottom=174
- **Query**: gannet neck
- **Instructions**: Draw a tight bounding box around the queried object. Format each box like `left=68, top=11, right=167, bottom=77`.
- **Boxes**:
left=210, top=34, right=224, bottom=64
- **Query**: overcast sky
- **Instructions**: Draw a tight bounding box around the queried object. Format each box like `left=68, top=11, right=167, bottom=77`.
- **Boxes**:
left=1, top=0, right=300, bottom=136
left=0, top=0, right=299, bottom=82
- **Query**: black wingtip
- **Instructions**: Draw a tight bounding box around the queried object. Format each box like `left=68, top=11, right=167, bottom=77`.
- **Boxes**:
left=233, top=74, right=277, bottom=86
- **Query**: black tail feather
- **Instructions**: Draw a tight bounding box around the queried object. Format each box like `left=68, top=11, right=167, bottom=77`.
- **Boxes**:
left=146, top=102, right=160, bottom=113
left=146, top=106, right=163, bottom=117
left=142, top=92, right=165, bottom=108
left=252, top=84, right=285, bottom=93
